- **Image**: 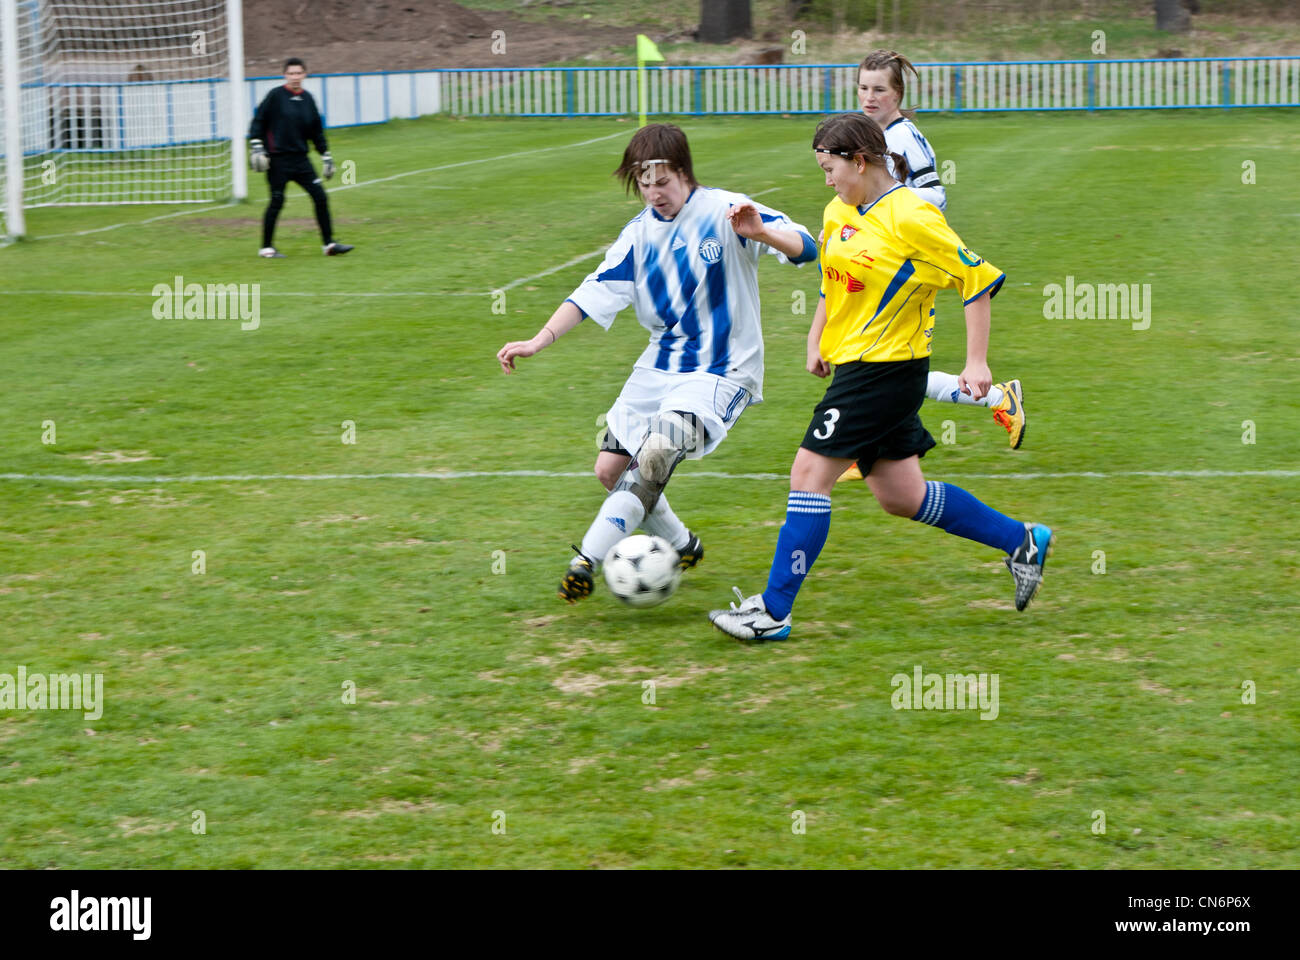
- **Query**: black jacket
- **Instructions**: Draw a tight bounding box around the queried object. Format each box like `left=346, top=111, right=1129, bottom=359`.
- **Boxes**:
left=248, top=85, right=327, bottom=156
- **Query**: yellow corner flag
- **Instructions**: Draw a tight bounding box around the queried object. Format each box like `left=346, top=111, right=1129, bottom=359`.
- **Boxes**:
left=637, top=35, right=664, bottom=127
left=637, top=34, right=664, bottom=63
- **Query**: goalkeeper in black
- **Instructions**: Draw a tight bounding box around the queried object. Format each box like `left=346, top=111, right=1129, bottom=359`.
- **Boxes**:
left=248, top=57, right=353, bottom=258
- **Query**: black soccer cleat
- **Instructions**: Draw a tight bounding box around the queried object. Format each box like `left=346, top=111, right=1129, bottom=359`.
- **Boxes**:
left=676, top=532, right=704, bottom=570
left=323, top=242, right=354, bottom=256
left=558, top=546, right=596, bottom=604
left=1006, top=522, right=1055, bottom=611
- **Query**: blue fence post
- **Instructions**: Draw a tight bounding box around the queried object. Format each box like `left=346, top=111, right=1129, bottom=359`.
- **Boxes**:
left=822, top=66, right=833, bottom=112
left=693, top=67, right=702, bottom=115
left=1087, top=62, right=1096, bottom=111
left=954, top=66, right=963, bottom=112
left=117, top=86, right=126, bottom=150
left=1221, top=64, right=1232, bottom=108
left=565, top=69, right=575, bottom=116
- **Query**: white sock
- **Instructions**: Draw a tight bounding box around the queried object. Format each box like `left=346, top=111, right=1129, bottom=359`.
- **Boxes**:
left=579, top=490, right=645, bottom=568
left=641, top=494, right=691, bottom=551
left=926, top=371, right=1001, bottom=408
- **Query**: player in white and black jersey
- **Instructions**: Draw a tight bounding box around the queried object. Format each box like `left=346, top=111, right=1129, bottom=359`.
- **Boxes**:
left=850, top=49, right=1027, bottom=461
left=497, top=124, right=816, bottom=603
left=881, top=116, right=944, bottom=210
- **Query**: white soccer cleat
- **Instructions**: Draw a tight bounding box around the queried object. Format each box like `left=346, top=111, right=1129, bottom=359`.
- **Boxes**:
left=708, top=586, right=792, bottom=642
left=258, top=247, right=285, bottom=258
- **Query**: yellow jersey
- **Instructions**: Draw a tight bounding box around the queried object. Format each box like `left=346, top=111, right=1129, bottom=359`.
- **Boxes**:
left=818, top=186, right=1005, bottom=365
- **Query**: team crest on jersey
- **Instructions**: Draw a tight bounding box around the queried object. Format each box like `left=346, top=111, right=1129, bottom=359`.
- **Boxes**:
left=698, top=237, right=723, bottom=263
left=840, top=225, right=857, bottom=242
left=958, top=247, right=983, bottom=266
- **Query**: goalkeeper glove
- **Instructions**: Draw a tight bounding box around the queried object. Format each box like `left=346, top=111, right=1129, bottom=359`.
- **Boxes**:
left=249, top=139, right=269, bottom=173
left=322, top=153, right=335, bottom=180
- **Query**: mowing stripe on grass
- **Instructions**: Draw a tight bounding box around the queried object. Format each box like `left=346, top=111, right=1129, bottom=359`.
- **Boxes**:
left=2, top=469, right=1296, bottom=484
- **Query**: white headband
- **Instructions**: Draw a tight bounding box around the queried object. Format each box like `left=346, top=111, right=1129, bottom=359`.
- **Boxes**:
left=637, top=158, right=671, bottom=185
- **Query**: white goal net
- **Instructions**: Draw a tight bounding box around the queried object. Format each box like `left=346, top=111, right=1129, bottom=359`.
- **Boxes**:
left=1, top=0, right=244, bottom=238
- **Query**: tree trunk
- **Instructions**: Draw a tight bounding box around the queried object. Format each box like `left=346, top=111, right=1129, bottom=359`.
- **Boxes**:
left=1154, top=0, right=1191, bottom=33
left=698, top=0, right=753, bottom=44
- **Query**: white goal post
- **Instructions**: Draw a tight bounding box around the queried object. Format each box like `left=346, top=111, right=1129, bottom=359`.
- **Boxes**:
left=0, top=0, right=246, bottom=240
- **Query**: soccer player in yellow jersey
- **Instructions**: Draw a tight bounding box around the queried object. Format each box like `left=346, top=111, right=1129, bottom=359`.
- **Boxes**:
left=837, top=49, right=1023, bottom=486
left=710, top=114, right=1054, bottom=641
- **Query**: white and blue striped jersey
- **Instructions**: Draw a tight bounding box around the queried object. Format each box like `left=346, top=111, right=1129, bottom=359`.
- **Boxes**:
left=565, top=186, right=815, bottom=401
left=884, top=116, right=946, bottom=211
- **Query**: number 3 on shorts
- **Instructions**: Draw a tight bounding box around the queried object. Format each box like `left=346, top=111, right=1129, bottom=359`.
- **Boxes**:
left=813, top=408, right=840, bottom=439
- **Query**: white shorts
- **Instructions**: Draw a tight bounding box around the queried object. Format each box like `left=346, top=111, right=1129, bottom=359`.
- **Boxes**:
left=604, top=367, right=753, bottom=460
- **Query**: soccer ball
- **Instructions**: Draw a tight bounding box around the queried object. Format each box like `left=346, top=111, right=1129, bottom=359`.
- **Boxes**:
left=603, top=535, right=682, bottom=608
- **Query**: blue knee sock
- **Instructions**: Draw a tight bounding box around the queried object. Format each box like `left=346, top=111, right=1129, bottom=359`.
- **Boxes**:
left=761, top=491, right=832, bottom=620
left=912, top=480, right=1023, bottom=554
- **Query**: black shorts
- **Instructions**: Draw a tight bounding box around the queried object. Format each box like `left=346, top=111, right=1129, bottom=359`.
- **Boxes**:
left=800, top=358, right=935, bottom=472
left=267, top=154, right=320, bottom=193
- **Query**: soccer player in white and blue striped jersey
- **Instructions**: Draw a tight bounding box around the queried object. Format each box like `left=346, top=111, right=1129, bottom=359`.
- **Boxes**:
left=856, top=49, right=1027, bottom=454
left=497, top=124, right=816, bottom=603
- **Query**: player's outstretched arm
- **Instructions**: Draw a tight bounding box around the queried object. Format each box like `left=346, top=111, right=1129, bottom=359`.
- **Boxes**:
left=725, top=203, right=813, bottom=261
left=806, top=296, right=831, bottom=378
left=497, top=299, right=584, bottom=374
left=958, top=292, right=993, bottom=401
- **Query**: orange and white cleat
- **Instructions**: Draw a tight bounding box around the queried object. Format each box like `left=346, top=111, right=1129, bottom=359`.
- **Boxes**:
left=991, top=379, right=1026, bottom=450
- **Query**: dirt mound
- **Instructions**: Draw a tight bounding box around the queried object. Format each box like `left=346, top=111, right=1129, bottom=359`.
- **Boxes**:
left=242, top=0, right=646, bottom=73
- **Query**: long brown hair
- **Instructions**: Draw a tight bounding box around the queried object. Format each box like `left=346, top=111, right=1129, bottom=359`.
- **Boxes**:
left=858, top=49, right=919, bottom=121
left=812, top=113, right=910, bottom=184
left=613, top=124, right=698, bottom=195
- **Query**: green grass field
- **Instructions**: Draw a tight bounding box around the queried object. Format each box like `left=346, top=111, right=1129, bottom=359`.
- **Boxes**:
left=1, top=109, right=1297, bottom=868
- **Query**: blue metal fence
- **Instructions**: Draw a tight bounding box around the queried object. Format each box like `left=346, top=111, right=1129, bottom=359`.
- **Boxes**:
left=433, top=57, right=1300, bottom=117
left=9, top=57, right=1299, bottom=161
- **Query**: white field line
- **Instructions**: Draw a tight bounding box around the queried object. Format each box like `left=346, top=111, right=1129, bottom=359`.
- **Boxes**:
left=499, top=248, right=607, bottom=291
left=0, top=253, right=610, bottom=300
left=325, top=131, right=626, bottom=194
left=0, top=248, right=608, bottom=299
left=34, top=202, right=239, bottom=240
left=18, top=131, right=627, bottom=242
left=1, top=469, right=1296, bottom=485
left=0, top=289, right=483, bottom=298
